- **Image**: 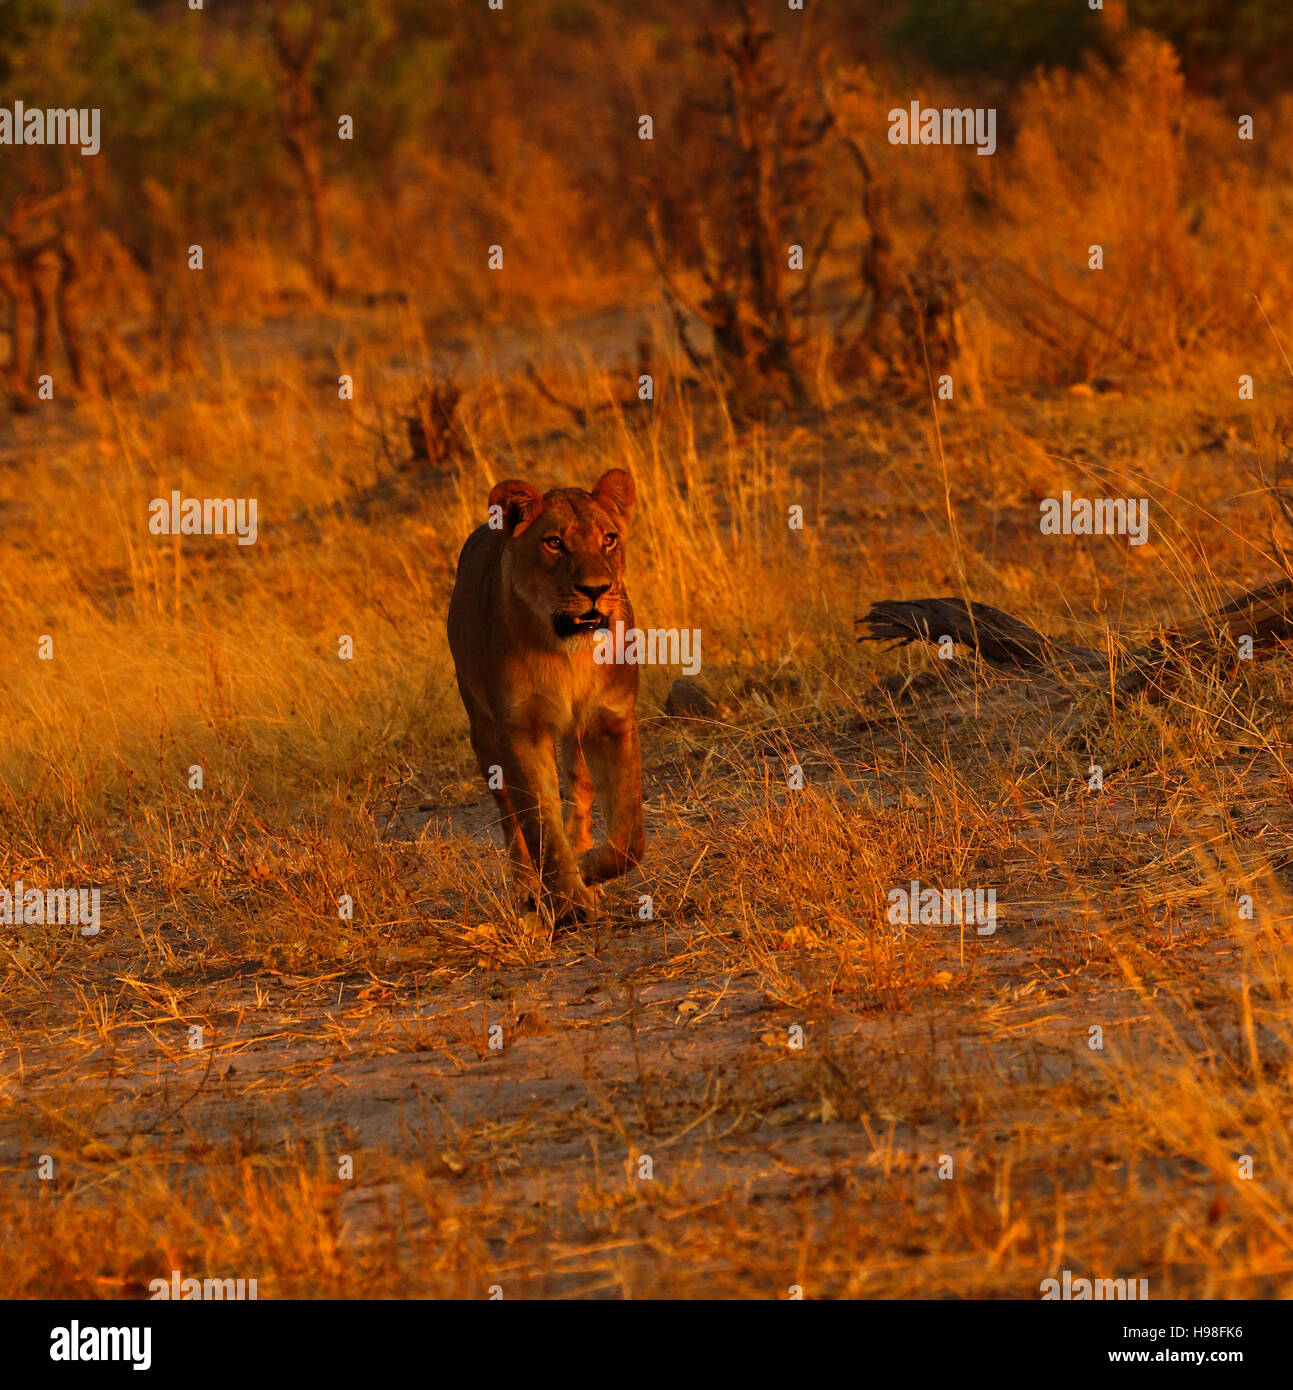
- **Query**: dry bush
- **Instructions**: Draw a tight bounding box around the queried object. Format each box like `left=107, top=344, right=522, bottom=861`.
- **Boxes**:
left=986, top=33, right=1290, bottom=383
left=643, top=3, right=842, bottom=412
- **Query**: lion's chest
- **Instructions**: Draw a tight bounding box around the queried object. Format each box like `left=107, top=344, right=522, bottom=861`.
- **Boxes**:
left=504, top=642, right=623, bottom=736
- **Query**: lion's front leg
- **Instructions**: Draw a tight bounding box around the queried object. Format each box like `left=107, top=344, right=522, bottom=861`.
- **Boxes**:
left=501, top=726, right=595, bottom=924
left=579, top=714, right=645, bottom=886
left=563, top=738, right=596, bottom=855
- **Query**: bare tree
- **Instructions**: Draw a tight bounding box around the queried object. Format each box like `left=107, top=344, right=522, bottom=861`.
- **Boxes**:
left=0, top=185, right=87, bottom=409
left=818, top=70, right=896, bottom=376
left=271, top=0, right=338, bottom=300
left=643, top=2, right=833, bottom=411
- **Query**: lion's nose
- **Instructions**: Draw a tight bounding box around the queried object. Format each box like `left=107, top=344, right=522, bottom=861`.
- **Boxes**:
left=575, top=581, right=610, bottom=603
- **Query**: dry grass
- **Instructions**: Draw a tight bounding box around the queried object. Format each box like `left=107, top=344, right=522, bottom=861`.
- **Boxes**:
left=4, top=306, right=1293, bottom=1298
left=4, top=16, right=1293, bottom=1301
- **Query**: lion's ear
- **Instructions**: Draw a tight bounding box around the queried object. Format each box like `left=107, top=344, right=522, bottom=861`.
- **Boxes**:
left=592, top=469, right=635, bottom=521
left=488, top=480, right=544, bottom=536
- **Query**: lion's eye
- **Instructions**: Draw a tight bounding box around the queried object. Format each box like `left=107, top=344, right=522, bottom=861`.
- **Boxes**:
left=603, top=533, right=618, bottom=550
left=542, top=536, right=563, bottom=553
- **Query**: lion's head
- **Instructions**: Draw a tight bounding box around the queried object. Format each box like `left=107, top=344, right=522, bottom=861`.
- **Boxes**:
left=488, top=469, right=635, bottom=640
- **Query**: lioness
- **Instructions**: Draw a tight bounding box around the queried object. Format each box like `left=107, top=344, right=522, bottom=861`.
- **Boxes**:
left=447, top=468, right=645, bottom=924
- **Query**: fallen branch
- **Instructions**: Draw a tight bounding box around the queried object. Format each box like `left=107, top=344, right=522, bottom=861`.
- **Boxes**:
left=856, top=578, right=1293, bottom=700
left=857, top=596, right=1103, bottom=672
left=1115, top=577, right=1293, bottom=697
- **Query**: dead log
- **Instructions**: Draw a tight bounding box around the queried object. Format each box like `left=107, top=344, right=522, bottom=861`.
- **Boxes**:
left=857, top=578, right=1293, bottom=700
left=1115, top=577, right=1293, bottom=697
left=857, top=596, right=1103, bottom=672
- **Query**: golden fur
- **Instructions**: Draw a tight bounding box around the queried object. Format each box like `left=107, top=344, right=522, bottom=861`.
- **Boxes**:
left=447, top=469, right=645, bottom=923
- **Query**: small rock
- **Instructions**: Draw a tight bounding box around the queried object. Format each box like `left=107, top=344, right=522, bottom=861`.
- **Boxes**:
left=665, top=678, right=718, bottom=719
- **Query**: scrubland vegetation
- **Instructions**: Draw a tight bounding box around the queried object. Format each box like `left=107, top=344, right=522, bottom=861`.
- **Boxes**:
left=3, top=0, right=1293, bottom=1298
